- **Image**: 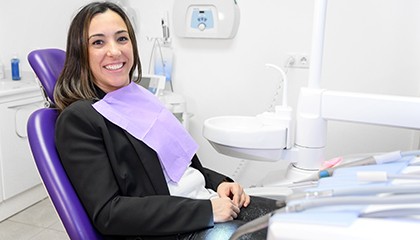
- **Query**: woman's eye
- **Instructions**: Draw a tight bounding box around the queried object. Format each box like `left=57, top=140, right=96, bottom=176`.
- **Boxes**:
left=92, top=39, right=104, bottom=46
left=118, top=36, right=129, bottom=42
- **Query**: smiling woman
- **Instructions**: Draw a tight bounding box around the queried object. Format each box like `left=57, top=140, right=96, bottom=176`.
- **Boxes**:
left=87, top=10, right=134, bottom=93
left=54, top=1, right=141, bottom=111
left=53, top=2, right=277, bottom=240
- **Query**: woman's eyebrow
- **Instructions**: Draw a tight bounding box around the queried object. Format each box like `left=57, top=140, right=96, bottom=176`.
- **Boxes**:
left=88, top=33, right=105, bottom=40
left=88, top=30, right=128, bottom=40
left=116, top=30, right=128, bottom=35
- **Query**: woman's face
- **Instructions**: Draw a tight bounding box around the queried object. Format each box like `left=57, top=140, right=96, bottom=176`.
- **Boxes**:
left=88, top=10, right=134, bottom=93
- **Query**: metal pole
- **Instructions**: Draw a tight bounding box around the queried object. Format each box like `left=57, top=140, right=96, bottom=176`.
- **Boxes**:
left=307, top=0, right=328, bottom=89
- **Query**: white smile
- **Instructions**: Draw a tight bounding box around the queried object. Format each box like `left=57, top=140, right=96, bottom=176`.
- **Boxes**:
left=104, top=63, right=124, bottom=70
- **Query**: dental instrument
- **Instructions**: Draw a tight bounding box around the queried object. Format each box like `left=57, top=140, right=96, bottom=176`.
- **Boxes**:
left=161, top=17, right=170, bottom=42
left=286, top=183, right=420, bottom=202
left=360, top=208, right=420, bottom=218
left=285, top=194, right=420, bottom=213
left=295, top=150, right=420, bottom=183
left=357, top=170, right=420, bottom=182
left=265, top=63, right=289, bottom=108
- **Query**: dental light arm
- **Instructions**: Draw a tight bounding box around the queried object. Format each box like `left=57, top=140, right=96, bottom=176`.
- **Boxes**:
left=293, top=89, right=420, bottom=171
left=292, top=0, right=420, bottom=171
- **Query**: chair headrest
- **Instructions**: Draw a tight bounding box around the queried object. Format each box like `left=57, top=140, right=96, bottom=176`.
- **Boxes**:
left=28, top=48, right=66, bottom=105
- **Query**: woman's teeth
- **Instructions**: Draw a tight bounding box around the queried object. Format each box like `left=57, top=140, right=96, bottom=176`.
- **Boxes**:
left=105, top=63, right=123, bottom=70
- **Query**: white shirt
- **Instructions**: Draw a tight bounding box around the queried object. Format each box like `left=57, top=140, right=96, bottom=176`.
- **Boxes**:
left=166, top=166, right=219, bottom=199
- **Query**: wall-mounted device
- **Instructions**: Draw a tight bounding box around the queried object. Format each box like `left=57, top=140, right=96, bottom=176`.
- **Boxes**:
left=173, top=0, right=240, bottom=39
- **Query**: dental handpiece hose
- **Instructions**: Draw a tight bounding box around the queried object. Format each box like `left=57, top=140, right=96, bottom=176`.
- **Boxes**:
left=319, top=151, right=403, bottom=178
left=298, top=150, right=420, bottom=183
left=318, top=156, right=383, bottom=178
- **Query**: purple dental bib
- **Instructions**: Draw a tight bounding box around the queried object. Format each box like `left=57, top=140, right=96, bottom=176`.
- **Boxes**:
left=92, top=82, right=198, bottom=183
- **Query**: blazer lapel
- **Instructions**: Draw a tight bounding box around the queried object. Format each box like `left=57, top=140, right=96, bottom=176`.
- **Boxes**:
left=124, top=131, right=170, bottom=195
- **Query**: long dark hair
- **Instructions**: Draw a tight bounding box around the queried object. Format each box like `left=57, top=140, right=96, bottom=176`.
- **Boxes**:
left=54, top=1, right=141, bottom=111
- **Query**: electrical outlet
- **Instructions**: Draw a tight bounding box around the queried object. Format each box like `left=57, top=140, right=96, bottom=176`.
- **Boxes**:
left=286, top=54, right=310, bottom=69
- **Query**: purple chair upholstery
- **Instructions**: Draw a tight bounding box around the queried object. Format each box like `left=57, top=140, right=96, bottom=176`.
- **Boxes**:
left=27, top=49, right=102, bottom=240
left=28, top=48, right=65, bottom=103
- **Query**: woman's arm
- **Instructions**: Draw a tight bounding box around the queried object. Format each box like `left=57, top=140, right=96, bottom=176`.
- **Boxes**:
left=190, top=152, right=251, bottom=215
left=190, top=155, right=233, bottom=190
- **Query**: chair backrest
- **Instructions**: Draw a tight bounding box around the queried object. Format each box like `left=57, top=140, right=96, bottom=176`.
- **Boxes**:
left=27, top=49, right=102, bottom=240
left=28, top=48, right=66, bottom=104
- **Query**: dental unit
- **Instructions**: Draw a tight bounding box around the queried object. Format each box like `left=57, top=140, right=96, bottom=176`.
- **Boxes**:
left=201, top=0, right=420, bottom=238
left=202, top=0, right=420, bottom=185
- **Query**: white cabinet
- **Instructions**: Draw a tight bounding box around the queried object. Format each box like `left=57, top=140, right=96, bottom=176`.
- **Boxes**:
left=0, top=75, right=47, bottom=221
left=0, top=96, right=43, bottom=199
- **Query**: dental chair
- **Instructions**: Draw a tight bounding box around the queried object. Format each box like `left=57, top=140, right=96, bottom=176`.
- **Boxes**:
left=27, top=48, right=103, bottom=240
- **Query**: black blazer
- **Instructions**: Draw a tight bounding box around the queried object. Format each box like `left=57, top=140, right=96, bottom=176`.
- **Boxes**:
left=55, top=99, right=230, bottom=239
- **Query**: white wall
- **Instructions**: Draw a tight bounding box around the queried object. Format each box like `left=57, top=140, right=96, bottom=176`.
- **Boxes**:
left=0, top=0, right=88, bottom=71
left=2, top=0, right=419, bottom=187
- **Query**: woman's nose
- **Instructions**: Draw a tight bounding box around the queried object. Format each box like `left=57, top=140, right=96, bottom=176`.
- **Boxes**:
left=107, top=41, right=121, bottom=57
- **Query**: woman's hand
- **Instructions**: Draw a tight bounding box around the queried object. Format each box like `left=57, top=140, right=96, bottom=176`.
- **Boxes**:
left=216, top=182, right=251, bottom=208
left=210, top=197, right=240, bottom=223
